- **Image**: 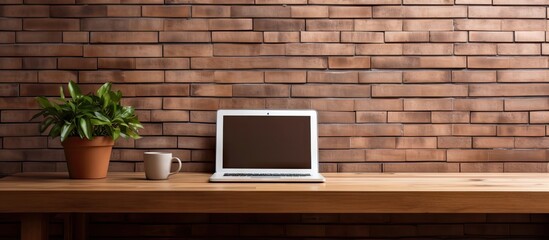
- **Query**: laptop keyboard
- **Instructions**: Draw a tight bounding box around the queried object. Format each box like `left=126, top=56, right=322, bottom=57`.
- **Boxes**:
left=224, top=173, right=311, bottom=177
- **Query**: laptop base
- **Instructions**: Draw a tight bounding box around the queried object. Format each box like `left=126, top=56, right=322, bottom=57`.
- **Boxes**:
left=209, top=172, right=325, bottom=183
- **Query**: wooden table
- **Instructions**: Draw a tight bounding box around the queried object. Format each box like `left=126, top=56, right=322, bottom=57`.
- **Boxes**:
left=3, top=172, right=549, bottom=239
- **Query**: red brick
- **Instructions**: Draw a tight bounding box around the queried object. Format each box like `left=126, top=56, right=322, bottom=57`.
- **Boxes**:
left=455, top=44, right=497, bottom=55
left=288, top=44, right=354, bottom=56
left=82, top=18, right=163, bottom=31
left=504, top=163, right=549, bottom=173
left=396, top=137, right=437, bottom=149
left=142, top=5, right=190, bottom=17
left=502, top=20, right=546, bottom=31
left=328, top=57, right=370, bottom=69
left=0, top=5, right=49, bottom=17
left=356, top=112, right=387, bottom=123
left=254, top=19, right=304, bottom=31
left=448, top=149, right=547, bottom=162
left=319, top=124, right=402, bottom=137
left=405, top=149, right=446, bottom=161
left=454, top=99, right=503, bottom=111
left=292, top=84, right=370, bottom=98
left=265, top=71, right=306, bottom=83
left=163, top=123, right=216, bottom=136
left=232, top=6, right=290, bottom=18
left=214, top=71, right=263, bottom=83
left=192, top=57, right=327, bottom=69
left=355, top=20, right=402, bottom=31
left=165, top=71, right=214, bottom=83
left=430, top=32, right=468, bottom=43
left=403, top=124, right=452, bottom=136
left=359, top=71, right=402, bottom=83
left=150, top=110, right=189, bottom=122
left=291, top=6, right=328, bottom=18
left=469, top=6, right=546, bottom=19
left=452, top=124, right=497, bottom=136
left=452, top=71, right=496, bottom=83
left=159, top=32, right=211, bottom=43
left=471, top=112, right=528, bottom=124
left=50, top=5, right=107, bottom=17
left=263, top=32, right=300, bottom=43
left=84, top=45, right=161, bottom=57
left=319, top=137, right=350, bottom=149
left=403, top=20, right=453, bottom=31
left=515, top=31, right=545, bottom=42
left=16, top=32, right=61, bottom=43
left=320, top=149, right=365, bottom=162
left=355, top=99, right=403, bottom=111
left=4, top=137, right=47, bottom=149
left=306, top=20, right=353, bottom=31
left=384, top=163, right=459, bottom=172
left=135, top=137, right=177, bottom=149
left=107, top=5, right=141, bottom=17
left=431, top=112, right=470, bottom=123
left=461, top=163, right=503, bottom=173
left=233, top=85, right=289, bottom=97
left=0, top=58, right=22, bottom=69
left=91, top=32, right=158, bottom=43
left=373, top=84, right=467, bottom=97
left=338, top=163, right=382, bottom=172
left=388, top=112, right=430, bottom=123
left=498, top=125, right=545, bottom=137
left=63, top=32, right=89, bottom=43
left=505, top=98, right=549, bottom=111
left=351, top=137, right=395, bottom=148
left=163, top=98, right=219, bottom=110
left=437, top=137, right=471, bottom=148
left=164, top=19, right=209, bottom=31
left=0, top=18, right=22, bottom=31
left=58, top=58, right=97, bottom=70
left=404, top=99, right=453, bottom=111
left=470, top=84, right=549, bottom=96
left=403, top=71, right=450, bottom=83
left=473, top=137, right=514, bottom=148
left=514, top=137, right=549, bottom=148
left=454, top=19, right=502, bottom=31
left=79, top=71, right=164, bottom=83
left=530, top=111, right=549, bottom=123
left=469, top=32, right=514, bottom=43
left=38, top=71, right=77, bottom=83
left=357, top=44, right=403, bottom=56
left=0, top=84, right=18, bottom=96
left=0, top=71, right=37, bottom=83
left=372, top=57, right=466, bottom=69
left=164, top=44, right=212, bottom=57
left=386, top=32, right=429, bottom=42
left=319, top=111, right=355, bottom=123
left=98, top=58, right=135, bottom=69
left=23, top=19, right=79, bottom=31
left=192, top=6, right=231, bottom=17
left=308, top=71, right=358, bottom=83
left=212, top=32, right=262, bottom=43
left=300, top=32, right=339, bottom=43
left=373, top=6, right=467, bottom=18
left=0, top=32, right=14, bottom=43
left=365, top=149, right=405, bottom=162
left=221, top=98, right=266, bottom=109
left=135, top=58, right=189, bottom=70
left=468, top=57, right=548, bottom=69
left=191, top=84, right=232, bottom=97
left=213, top=44, right=285, bottom=56
left=329, top=6, right=371, bottom=18
left=341, top=32, right=383, bottom=43
left=0, top=45, right=82, bottom=57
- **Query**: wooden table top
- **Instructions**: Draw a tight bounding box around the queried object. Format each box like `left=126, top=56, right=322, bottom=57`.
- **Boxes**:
left=2, top=172, right=549, bottom=213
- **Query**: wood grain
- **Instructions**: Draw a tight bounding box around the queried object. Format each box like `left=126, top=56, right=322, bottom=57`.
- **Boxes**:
left=2, top=173, right=549, bottom=213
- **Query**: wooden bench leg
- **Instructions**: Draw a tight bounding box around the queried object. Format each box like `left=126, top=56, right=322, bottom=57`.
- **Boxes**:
left=64, top=213, right=87, bottom=240
left=20, top=213, right=49, bottom=240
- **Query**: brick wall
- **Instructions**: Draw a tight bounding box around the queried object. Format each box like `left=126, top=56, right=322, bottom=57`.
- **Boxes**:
left=2, top=0, right=549, bottom=238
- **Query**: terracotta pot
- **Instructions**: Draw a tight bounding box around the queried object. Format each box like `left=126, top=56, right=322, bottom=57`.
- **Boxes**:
left=62, top=136, right=115, bottom=179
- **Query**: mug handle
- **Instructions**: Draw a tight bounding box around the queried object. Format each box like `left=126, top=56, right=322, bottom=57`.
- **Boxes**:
left=169, top=157, right=182, bottom=176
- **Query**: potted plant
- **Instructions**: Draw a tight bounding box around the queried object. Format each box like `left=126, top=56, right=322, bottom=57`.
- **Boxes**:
left=33, top=81, right=143, bottom=179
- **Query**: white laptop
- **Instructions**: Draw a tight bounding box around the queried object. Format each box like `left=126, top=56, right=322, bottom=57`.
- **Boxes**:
left=209, top=109, right=325, bottom=183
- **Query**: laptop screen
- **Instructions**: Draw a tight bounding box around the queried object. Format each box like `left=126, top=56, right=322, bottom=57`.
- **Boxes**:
left=222, top=116, right=311, bottom=169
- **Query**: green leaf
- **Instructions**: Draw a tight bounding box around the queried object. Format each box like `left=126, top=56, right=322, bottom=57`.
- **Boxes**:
left=60, top=123, right=74, bottom=142
left=59, top=86, right=65, bottom=100
left=79, top=118, right=92, bottom=140
left=39, top=117, right=54, bottom=133
left=49, top=124, right=62, bottom=138
left=112, top=128, right=120, bottom=141
left=96, top=82, right=111, bottom=98
left=30, top=110, right=45, bottom=121
left=94, top=112, right=110, bottom=122
left=36, top=97, right=51, bottom=109
left=67, top=81, right=82, bottom=99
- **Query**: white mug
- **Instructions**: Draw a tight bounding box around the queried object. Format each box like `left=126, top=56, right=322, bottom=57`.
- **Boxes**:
left=143, top=152, right=182, bottom=180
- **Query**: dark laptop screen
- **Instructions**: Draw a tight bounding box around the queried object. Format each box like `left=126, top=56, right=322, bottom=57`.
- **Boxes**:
left=223, top=116, right=311, bottom=169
